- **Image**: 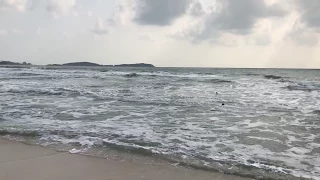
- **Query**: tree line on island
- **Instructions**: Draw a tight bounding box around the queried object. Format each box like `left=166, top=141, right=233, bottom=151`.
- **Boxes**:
left=0, top=61, right=155, bottom=67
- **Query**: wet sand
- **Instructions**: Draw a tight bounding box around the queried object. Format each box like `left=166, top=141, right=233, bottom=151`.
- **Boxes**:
left=0, top=139, right=252, bottom=180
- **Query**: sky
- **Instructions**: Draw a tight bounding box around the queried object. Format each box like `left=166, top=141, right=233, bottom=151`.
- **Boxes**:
left=0, top=0, right=319, bottom=68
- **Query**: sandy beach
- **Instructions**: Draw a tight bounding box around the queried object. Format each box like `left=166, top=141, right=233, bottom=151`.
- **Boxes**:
left=0, top=139, right=252, bottom=180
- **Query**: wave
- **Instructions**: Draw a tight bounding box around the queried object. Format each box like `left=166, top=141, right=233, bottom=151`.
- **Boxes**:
left=175, top=78, right=193, bottom=82
left=285, top=85, right=312, bottom=92
left=0, top=129, right=40, bottom=137
left=313, top=110, right=320, bottom=115
left=264, top=75, right=284, bottom=80
left=91, top=140, right=299, bottom=179
left=100, top=141, right=155, bottom=156
left=176, top=78, right=234, bottom=84
left=4, top=87, right=85, bottom=97
left=0, top=129, right=303, bottom=180
left=124, top=73, right=139, bottom=77
left=0, top=126, right=312, bottom=180
left=278, top=79, right=294, bottom=83
left=284, top=82, right=320, bottom=92
left=7, top=89, right=63, bottom=96
left=121, top=72, right=234, bottom=84
left=3, top=68, right=226, bottom=81
left=245, top=73, right=260, bottom=76
left=79, top=69, right=220, bottom=79
left=0, top=77, right=58, bottom=81
left=204, top=78, right=233, bottom=84
left=16, top=73, right=42, bottom=76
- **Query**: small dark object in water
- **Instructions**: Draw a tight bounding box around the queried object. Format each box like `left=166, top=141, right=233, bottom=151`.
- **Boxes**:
left=222, top=103, right=225, bottom=106
left=216, top=92, right=218, bottom=95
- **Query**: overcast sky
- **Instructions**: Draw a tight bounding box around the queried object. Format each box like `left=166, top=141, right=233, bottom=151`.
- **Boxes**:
left=0, top=0, right=319, bottom=68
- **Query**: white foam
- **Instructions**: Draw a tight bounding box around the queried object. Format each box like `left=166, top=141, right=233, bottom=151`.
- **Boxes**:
left=69, top=148, right=88, bottom=154
left=240, top=119, right=270, bottom=128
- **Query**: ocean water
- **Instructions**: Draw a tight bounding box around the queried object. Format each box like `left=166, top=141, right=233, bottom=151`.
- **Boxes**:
left=0, top=66, right=319, bottom=179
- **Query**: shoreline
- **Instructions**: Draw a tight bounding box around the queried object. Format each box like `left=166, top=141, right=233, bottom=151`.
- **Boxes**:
left=0, top=139, right=252, bottom=180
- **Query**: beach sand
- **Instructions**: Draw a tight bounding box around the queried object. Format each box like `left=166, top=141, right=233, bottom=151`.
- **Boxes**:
left=0, top=139, right=252, bottom=180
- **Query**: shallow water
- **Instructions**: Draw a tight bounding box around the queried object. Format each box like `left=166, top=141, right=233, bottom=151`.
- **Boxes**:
left=0, top=66, right=319, bottom=179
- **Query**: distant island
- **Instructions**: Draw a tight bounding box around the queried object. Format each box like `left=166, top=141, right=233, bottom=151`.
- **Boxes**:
left=0, top=61, right=31, bottom=66
left=48, top=62, right=103, bottom=67
left=48, top=62, right=155, bottom=67
left=1, top=61, right=155, bottom=68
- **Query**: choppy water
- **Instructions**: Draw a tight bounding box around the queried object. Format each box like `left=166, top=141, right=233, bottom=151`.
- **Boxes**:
left=0, top=66, right=319, bottom=179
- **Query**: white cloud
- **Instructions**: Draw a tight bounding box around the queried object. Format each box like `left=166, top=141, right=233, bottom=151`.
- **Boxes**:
left=71, top=10, right=78, bottom=17
left=0, top=29, right=8, bottom=36
left=0, top=29, right=24, bottom=36
left=109, top=0, right=136, bottom=26
left=46, top=0, right=76, bottom=18
left=187, top=0, right=204, bottom=16
left=35, top=26, right=42, bottom=35
left=255, top=35, right=271, bottom=46
left=0, top=0, right=27, bottom=12
left=11, top=28, right=24, bottom=35
left=87, top=10, right=92, bottom=17
left=91, top=17, right=108, bottom=35
left=138, top=33, right=154, bottom=41
left=63, top=32, right=74, bottom=39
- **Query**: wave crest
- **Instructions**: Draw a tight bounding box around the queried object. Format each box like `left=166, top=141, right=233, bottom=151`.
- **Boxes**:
left=264, top=75, right=283, bottom=80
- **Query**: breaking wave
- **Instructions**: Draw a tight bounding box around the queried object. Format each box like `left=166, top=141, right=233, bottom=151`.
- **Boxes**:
left=285, top=83, right=320, bottom=92
left=6, top=89, right=64, bottom=96
left=285, top=85, right=313, bottom=92
left=204, top=78, right=234, bottom=84
left=0, top=129, right=305, bottom=180
left=124, top=73, right=139, bottom=77
left=264, top=75, right=284, bottom=80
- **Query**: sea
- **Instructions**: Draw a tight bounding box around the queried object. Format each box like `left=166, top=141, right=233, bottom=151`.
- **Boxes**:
left=0, top=66, right=319, bottom=180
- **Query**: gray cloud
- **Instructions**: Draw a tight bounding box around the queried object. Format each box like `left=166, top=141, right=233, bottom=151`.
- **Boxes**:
left=204, top=0, right=286, bottom=35
left=134, top=0, right=191, bottom=25
left=117, top=0, right=287, bottom=45
left=284, top=1, right=320, bottom=46
left=171, top=0, right=286, bottom=44
left=295, top=0, right=320, bottom=29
